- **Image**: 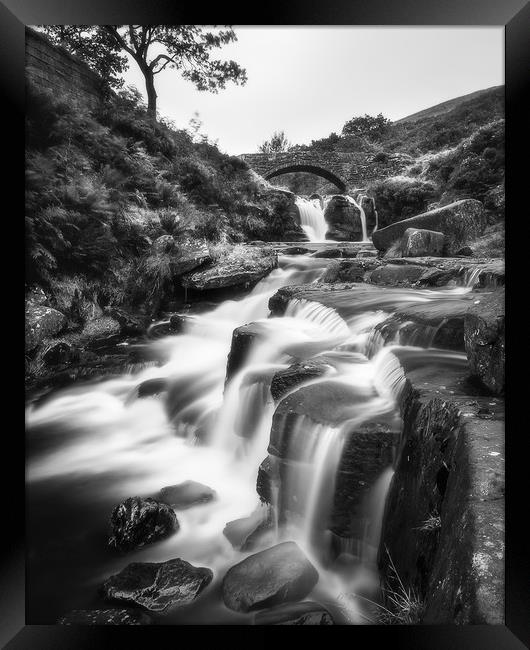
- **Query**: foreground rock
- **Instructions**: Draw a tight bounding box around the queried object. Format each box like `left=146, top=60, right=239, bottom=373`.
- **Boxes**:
left=25, top=304, right=67, bottom=351
left=372, top=199, right=485, bottom=255
left=254, top=601, right=334, bottom=625
left=182, top=246, right=277, bottom=291
left=379, top=362, right=504, bottom=624
left=464, top=288, right=505, bottom=394
left=222, top=541, right=319, bottom=612
left=58, top=609, right=152, bottom=625
left=223, top=507, right=274, bottom=551
left=108, top=497, right=178, bottom=551
left=158, top=481, right=216, bottom=509
left=399, top=228, right=445, bottom=257
left=101, top=558, right=213, bottom=613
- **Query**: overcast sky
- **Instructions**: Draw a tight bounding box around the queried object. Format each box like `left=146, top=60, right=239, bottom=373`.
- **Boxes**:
left=122, top=27, right=504, bottom=155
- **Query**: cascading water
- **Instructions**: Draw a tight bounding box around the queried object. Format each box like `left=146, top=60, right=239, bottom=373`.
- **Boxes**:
left=346, top=194, right=369, bottom=242
left=295, top=196, right=329, bottom=242
left=25, top=252, right=481, bottom=625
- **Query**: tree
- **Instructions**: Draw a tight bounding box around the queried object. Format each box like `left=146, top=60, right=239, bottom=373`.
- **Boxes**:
left=259, top=130, right=292, bottom=153
left=341, top=113, right=391, bottom=140
left=41, top=25, right=247, bottom=119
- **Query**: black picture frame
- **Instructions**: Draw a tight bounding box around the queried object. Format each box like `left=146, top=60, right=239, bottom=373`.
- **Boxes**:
left=7, top=1, right=529, bottom=647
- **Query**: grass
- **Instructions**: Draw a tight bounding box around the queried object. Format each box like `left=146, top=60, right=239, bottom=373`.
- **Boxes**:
left=414, top=513, right=442, bottom=532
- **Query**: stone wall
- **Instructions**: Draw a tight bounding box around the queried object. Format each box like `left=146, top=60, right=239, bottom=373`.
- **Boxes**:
left=25, top=27, right=105, bottom=107
left=240, top=151, right=410, bottom=192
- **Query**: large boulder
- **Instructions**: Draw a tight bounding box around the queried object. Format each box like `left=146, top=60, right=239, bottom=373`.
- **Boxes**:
left=372, top=200, right=485, bottom=255
left=57, top=609, right=152, bottom=625
left=158, top=481, right=216, bottom=509
left=151, top=235, right=211, bottom=277
left=324, top=195, right=363, bottom=241
left=182, top=246, right=277, bottom=291
left=108, top=497, right=179, bottom=551
left=400, top=228, right=445, bottom=257
left=254, top=601, right=334, bottom=625
left=368, top=264, right=426, bottom=286
left=25, top=304, right=67, bottom=352
left=221, top=541, right=319, bottom=612
left=101, top=558, right=213, bottom=613
left=225, top=322, right=267, bottom=384
left=464, top=288, right=505, bottom=394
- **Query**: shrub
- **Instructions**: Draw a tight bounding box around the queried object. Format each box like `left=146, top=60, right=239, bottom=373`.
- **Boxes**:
left=368, top=176, right=438, bottom=228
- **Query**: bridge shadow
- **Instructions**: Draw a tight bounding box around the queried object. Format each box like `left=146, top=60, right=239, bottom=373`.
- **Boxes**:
left=265, top=164, right=347, bottom=193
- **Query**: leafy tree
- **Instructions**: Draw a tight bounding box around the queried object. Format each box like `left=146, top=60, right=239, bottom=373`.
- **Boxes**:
left=342, top=113, right=391, bottom=140
left=259, top=130, right=293, bottom=153
left=41, top=25, right=247, bottom=119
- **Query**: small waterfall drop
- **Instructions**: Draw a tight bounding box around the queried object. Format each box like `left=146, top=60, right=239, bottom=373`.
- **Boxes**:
left=295, top=196, right=328, bottom=242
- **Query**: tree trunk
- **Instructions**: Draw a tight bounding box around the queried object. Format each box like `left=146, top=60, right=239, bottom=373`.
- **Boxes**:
left=144, top=69, right=157, bottom=121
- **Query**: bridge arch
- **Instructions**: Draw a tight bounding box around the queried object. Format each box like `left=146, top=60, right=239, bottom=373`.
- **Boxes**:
left=264, top=164, right=347, bottom=193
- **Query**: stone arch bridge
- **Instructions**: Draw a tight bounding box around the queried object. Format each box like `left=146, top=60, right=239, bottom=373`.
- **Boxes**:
left=239, top=151, right=402, bottom=193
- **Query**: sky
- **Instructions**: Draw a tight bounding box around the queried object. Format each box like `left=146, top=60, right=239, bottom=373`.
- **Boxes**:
left=121, top=27, right=504, bottom=155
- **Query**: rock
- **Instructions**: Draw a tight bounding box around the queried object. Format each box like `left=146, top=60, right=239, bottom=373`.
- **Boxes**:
left=173, top=237, right=211, bottom=275
left=108, top=497, right=179, bottom=551
left=158, top=481, right=216, bottom=509
left=25, top=304, right=67, bottom=352
left=372, top=199, right=485, bottom=255
left=455, top=246, right=474, bottom=257
left=225, top=322, right=267, bottom=384
left=80, top=316, right=122, bottom=347
left=182, top=247, right=277, bottom=291
left=223, top=507, right=271, bottom=550
left=321, top=259, right=381, bottom=283
left=464, top=288, right=505, bottom=394
left=379, top=363, right=504, bottom=624
left=169, top=314, right=190, bottom=332
left=254, top=601, right=334, bottom=625
left=57, top=609, right=152, bottom=625
left=270, top=359, right=332, bottom=401
left=312, top=247, right=358, bottom=259
left=256, top=456, right=280, bottom=504
left=41, top=340, right=74, bottom=365
left=101, top=558, right=213, bottom=613
left=221, top=541, right=319, bottom=612
left=103, top=307, right=145, bottom=336
left=136, top=377, right=169, bottom=399
left=400, top=228, right=445, bottom=257
left=368, top=264, right=426, bottom=286
left=324, top=195, right=363, bottom=241
left=357, top=250, right=379, bottom=258
left=371, top=299, right=471, bottom=352
left=282, top=246, right=311, bottom=255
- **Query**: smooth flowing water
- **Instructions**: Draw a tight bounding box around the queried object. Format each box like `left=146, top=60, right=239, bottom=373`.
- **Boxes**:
left=25, top=253, right=476, bottom=624
left=295, top=197, right=329, bottom=242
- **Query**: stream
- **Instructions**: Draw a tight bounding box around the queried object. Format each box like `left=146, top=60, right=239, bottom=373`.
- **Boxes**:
left=26, top=250, right=476, bottom=625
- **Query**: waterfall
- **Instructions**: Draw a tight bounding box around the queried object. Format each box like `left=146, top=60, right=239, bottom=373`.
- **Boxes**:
left=295, top=196, right=328, bottom=242
left=346, top=194, right=369, bottom=242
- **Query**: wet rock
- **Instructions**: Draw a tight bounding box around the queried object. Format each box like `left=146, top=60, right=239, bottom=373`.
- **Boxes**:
left=136, top=377, right=169, bottom=399
left=169, top=314, right=190, bottom=332
left=25, top=304, right=67, bottom=352
left=225, top=322, right=267, bottom=384
left=256, top=456, right=280, bottom=504
left=254, top=601, right=334, bottom=625
left=464, top=288, right=505, bottom=394
left=324, top=195, right=363, bottom=241
left=371, top=299, right=470, bottom=352
left=158, top=481, right=216, bottom=509
left=108, top=497, right=179, bottom=551
left=223, top=507, right=273, bottom=551
left=379, top=363, right=504, bottom=624
left=57, top=609, right=152, bottom=625
left=400, top=228, right=445, bottom=257
left=182, top=247, right=277, bottom=291
left=282, top=246, right=311, bottom=255
left=312, top=247, right=358, bottom=259
left=372, top=199, right=485, bottom=255
left=270, top=359, right=332, bottom=401
left=222, top=541, right=319, bottom=612
left=357, top=249, right=379, bottom=258
left=360, top=195, right=378, bottom=233
left=368, top=264, right=426, bottom=286
left=321, top=259, right=381, bottom=283
left=101, top=558, right=213, bottom=613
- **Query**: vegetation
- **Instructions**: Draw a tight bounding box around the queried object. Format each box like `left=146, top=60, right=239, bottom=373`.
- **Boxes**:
left=25, top=83, right=295, bottom=319
left=41, top=26, right=247, bottom=118
left=259, top=130, right=293, bottom=154
left=342, top=113, right=391, bottom=141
